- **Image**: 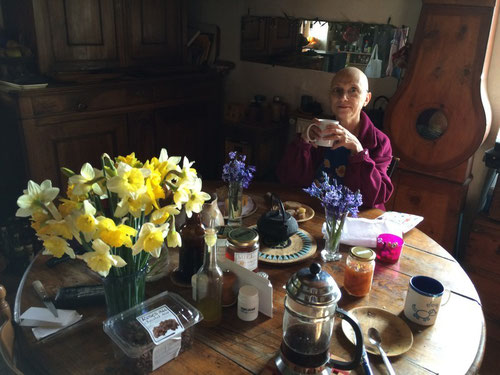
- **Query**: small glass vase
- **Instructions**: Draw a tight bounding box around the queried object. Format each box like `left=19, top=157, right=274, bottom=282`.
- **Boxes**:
left=103, top=266, right=147, bottom=317
left=227, top=181, right=243, bottom=227
left=321, top=210, right=347, bottom=262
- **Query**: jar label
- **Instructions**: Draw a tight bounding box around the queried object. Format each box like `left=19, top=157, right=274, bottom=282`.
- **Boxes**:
left=233, top=249, right=258, bottom=271
left=152, top=334, right=182, bottom=370
left=137, top=305, right=184, bottom=345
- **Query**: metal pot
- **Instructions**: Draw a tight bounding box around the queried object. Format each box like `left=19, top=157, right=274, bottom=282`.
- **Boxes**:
left=257, top=194, right=298, bottom=245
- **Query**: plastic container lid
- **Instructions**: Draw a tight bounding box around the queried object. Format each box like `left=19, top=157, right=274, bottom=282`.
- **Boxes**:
left=350, top=246, right=376, bottom=261
left=103, top=291, right=202, bottom=358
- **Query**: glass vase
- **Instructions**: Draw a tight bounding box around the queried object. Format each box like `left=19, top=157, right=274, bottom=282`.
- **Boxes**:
left=227, top=181, right=243, bottom=227
left=321, top=210, right=347, bottom=262
left=103, top=266, right=147, bottom=317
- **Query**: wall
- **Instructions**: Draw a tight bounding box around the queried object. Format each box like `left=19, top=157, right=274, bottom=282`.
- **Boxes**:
left=189, top=0, right=500, bottom=254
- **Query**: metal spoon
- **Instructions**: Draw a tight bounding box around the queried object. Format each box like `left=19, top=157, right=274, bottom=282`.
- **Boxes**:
left=368, top=327, right=396, bottom=375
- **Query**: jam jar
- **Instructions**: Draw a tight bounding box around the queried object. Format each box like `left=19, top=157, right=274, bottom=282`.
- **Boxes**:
left=344, top=247, right=376, bottom=297
left=226, top=227, right=259, bottom=271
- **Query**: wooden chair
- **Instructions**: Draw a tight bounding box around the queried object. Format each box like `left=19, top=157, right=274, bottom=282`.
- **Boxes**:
left=387, top=156, right=400, bottom=179
left=0, top=284, right=23, bottom=375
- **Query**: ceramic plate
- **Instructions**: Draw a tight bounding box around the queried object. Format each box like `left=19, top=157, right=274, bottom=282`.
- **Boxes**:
left=283, top=201, right=315, bottom=223
left=258, top=228, right=317, bottom=264
left=341, top=306, right=413, bottom=356
left=218, top=195, right=258, bottom=219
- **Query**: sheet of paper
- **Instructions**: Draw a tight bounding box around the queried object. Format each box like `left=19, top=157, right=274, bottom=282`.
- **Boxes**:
left=376, top=211, right=424, bottom=233
left=20, top=307, right=83, bottom=340
left=219, top=258, right=273, bottom=318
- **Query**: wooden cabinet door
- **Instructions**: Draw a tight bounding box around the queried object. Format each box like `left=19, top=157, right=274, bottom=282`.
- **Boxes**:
left=241, top=16, right=269, bottom=60
left=268, top=17, right=298, bottom=56
left=23, top=115, right=128, bottom=189
left=153, top=102, right=220, bottom=179
left=125, top=0, right=184, bottom=65
left=37, top=0, right=123, bottom=72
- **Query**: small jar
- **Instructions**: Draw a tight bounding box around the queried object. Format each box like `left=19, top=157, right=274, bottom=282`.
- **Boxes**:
left=226, top=227, right=259, bottom=271
left=344, top=247, right=376, bottom=297
left=237, top=285, right=259, bottom=321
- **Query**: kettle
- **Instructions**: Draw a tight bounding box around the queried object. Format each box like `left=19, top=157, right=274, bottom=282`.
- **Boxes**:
left=276, top=263, right=363, bottom=374
left=257, top=194, right=298, bottom=245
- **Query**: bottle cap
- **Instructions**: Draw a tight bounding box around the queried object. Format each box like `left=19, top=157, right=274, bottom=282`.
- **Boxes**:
left=228, top=227, right=259, bottom=247
left=350, top=246, right=376, bottom=261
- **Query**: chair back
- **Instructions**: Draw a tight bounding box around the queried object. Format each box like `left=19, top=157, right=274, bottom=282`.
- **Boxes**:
left=387, top=156, right=400, bottom=179
left=0, top=285, right=23, bottom=375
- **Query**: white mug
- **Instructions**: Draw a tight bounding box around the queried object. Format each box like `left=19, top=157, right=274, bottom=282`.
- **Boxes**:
left=305, top=119, right=339, bottom=147
left=403, top=275, right=445, bottom=326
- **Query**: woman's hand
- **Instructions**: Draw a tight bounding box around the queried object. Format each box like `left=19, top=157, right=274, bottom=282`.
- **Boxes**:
left=323, top=122, right=364, bottom=154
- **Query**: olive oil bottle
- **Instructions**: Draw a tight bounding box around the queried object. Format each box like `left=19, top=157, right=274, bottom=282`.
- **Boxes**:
left=193, top=224, right=222, bottom=326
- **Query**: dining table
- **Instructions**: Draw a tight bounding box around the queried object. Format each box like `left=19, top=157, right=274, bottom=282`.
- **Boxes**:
left=13, top=182, right=485, bottom=375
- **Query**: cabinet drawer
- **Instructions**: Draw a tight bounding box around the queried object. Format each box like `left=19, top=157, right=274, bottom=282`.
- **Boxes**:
left=32, top=88, right=130, bottom=116
left=154, top=79, right=218, bottom=102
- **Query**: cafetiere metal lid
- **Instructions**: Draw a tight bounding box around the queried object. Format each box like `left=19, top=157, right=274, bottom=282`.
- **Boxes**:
left=286, top=263, right=341, bottom=305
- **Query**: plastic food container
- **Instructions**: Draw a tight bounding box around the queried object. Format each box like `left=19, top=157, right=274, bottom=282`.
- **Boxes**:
left=103, top=291, right=202, bottom=374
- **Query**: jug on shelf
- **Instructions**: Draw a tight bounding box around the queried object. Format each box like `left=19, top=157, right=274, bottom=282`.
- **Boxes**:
left=275, top=263, right=363, bottom=374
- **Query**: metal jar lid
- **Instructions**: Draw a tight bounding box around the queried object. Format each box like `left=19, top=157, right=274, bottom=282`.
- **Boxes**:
left=227, top=227, right=259, bottom=247
left=286, top=263, right=341, bottom=306
left=350, top=247, right=376, bottom=261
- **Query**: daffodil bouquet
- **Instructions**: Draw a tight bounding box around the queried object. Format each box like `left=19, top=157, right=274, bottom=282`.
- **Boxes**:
left=16, top=149, right=210, bottom=279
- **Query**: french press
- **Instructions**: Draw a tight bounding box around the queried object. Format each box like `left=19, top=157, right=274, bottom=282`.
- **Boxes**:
left=275, top=263, right=363, bottom=374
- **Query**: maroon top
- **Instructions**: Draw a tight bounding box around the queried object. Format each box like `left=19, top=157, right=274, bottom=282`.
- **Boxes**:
left=276, top=112, right=393, bottom=210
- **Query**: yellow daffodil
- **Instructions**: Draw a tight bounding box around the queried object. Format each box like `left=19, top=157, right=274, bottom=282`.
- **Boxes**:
left=68, top=163, right=105, bottom=196
left=114, top=192, right=153, bottom=218
left=16, top=180, right=60, bottom=218
left=97, top=217, right=137, bottom=248
left=173, top=187, right=190, bottom=209
left=150, top=205, right=179, bottom=225
left=145, top=169, right=165, bottom=209
left=43, top=219, right=73, bottom=240
left=31, top=211, right=50, bottom=232
left=41, top=235, right=75, bottom=258
left=75, top=200, right=98, bottom=242
left=78, top=239, right=126, bottom=277
left=184, top=178, right=210, bottom=218
left=166, top=227, right=182, bottom=247
left=107, top=162, right=150, bottom=199
left=132, top=223, right=168, bottom=257
left=157, top=148, right=181, bottom=181
left=58, top=198, right=79, bottom=217
left=117, top=152, right=142, bottom=168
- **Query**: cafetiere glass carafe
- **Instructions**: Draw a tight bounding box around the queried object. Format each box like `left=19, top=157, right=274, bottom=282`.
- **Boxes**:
left=276, top=263, right=363, bottom=374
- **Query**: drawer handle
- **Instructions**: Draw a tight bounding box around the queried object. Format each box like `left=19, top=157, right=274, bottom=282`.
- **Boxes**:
left=77, top=103, right=88, bottom=111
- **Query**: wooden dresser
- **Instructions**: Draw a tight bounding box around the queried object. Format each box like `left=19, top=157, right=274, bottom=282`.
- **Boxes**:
left=0, top=0, right=223, bottom=224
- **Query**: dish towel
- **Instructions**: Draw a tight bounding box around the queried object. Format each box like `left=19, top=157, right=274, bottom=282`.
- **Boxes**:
left=338, top=216, right=404, bottom=248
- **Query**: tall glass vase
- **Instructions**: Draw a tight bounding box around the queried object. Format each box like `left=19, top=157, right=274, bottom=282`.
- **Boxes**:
left=103, top=266, right=147, bottom=317
left=227, top=181, right=243, bottom=227
left=321, top=210, right=347, bottom=262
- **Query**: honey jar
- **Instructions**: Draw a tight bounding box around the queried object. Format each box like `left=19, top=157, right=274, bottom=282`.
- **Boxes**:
left=226, top=227, right=259, bottom=271
left=344, top=247, right=376, bottom=297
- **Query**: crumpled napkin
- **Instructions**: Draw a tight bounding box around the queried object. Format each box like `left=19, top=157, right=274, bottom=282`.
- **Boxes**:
left=322, top=216, right=404, bottom=248
left=20, top=307, right=82, bottom=340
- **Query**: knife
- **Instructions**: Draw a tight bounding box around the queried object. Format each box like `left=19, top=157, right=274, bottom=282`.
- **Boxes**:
left=32, top=280, right=59, bottom=318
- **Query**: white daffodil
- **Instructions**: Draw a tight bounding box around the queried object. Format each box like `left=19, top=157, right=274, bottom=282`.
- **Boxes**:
left=176, top=157, right=197, bottom=188
left=78, top=239, right=126, bottom=277
left=150, top=205, right=180, bottom=225
left=68, top=163, right=104, bottom=196
left=16, top=180, right=60, bottom=218
left=166, top=226, right=182, bottom=248
left=40, top=235, right=75, bottom=258
left=107, top=162, right=150, bottom=199
left=132, top=222, right=168, bottom=258
left=185, top=178, right=210, bottom=218
left=173, top=187, right=190, bottom=209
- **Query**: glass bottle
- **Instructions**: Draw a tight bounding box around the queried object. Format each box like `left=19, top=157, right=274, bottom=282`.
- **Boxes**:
left=177, top=213, right=205, bottom=284
left=194, top=226, right=222, bottom=327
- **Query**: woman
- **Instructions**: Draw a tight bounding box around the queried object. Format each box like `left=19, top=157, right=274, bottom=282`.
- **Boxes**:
left=276, top=67, right=393, bottom=210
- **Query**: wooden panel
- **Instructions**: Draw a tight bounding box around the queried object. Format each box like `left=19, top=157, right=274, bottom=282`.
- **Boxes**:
left=23, top=115, right=128, bottom=188
left=46, top=0, right=120, bottom=70
left=465, top=215, right=500, bottom=275
left=385, top=4, right=494, bottom=172
left=241, top=16, right=269, bottom=59
left=268, top=17, right=298, bottom=55
left=127, top=111, right=156, bottom=160
left=391, top=170, right=469, bottom=252
left=126, top=0, right=184, bottom=64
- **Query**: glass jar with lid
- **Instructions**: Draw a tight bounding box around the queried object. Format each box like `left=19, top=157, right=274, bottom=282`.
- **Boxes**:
left=344, top=247, right=376, bottom=297
left=226, top=227, right=259, bottom=271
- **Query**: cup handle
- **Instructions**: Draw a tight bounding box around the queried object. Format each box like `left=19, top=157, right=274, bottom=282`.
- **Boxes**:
left=305, top=123, right=317, bottom=143
left=441, top=288, right=451, bottom=306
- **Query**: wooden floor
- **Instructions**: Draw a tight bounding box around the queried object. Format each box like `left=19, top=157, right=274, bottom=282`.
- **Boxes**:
left=1, top=269, right=499, bottom=374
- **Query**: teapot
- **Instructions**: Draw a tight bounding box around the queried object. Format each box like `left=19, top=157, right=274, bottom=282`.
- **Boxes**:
left=257, top=194, right=298, bottom=245
left=275, top=263, right=363, bottom=374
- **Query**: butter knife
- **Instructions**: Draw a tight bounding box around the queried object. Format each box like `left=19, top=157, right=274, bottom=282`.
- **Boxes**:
left=32, top=280, right=59, bottom=318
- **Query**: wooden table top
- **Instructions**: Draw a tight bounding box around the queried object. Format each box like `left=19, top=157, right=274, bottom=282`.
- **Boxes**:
left=14, top=182, right=485, bottom=375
